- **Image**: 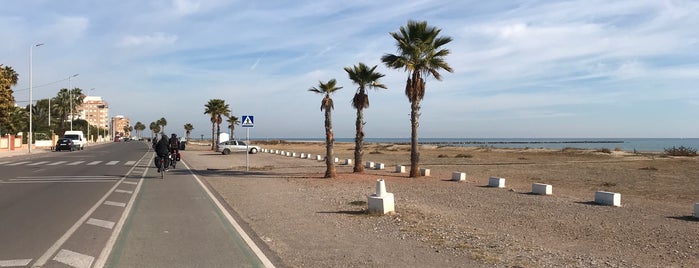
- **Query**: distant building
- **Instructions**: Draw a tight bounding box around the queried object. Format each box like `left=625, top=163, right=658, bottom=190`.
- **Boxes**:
left=112, top=115, right=130, bottom=138
left=78, top=96, right=109, bottom=131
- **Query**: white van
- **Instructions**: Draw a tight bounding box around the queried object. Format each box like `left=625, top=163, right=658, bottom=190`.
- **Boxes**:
left=63, top=130, right=86, bottom=150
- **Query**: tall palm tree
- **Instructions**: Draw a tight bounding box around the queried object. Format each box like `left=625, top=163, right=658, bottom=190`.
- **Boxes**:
left=157, top=117, right=167, bottom=134
left=344, top=62, right=387, bottom=173
left=308, top=79, right=342, bottom=178
left=149, top=122, right=159, bottom=139
left=381, top=20, right=453, bottom=177
left=226, top=115, right=240, bottom=139
left=0, top=65, right=19, bottom=130
left=204, top=99, right=230, bottom=150
left=184, top=123, right=194, bottom=142
left=134, top=122, right=146, bottom=139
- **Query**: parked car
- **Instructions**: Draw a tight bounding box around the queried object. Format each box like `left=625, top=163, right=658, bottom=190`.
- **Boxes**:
left=55, top=138, right=78, bottom=151
left=216, top=140, right=260, bottom=155
left=179, top=137, right=186, bottom=150
left=63, top=130, right=85, bottom=150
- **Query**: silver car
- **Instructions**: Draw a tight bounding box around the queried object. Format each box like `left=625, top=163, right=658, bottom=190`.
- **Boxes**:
left=216, top=140, right=261, bottom=155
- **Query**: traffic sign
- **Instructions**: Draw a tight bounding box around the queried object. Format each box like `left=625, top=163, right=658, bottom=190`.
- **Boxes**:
left=242, top=115, right=254, bottom=128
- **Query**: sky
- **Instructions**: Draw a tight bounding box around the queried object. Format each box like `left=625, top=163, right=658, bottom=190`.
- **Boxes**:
left=2, top=0, right=698, bottom=139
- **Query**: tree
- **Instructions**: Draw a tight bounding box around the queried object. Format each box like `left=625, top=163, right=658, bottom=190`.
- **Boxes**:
left=204, top=99, right=230, bottom=151
left=134, top=122, right=146, bottom=139
left=149, top=122, right=160, bottom=139
left=184, top=123, right=193, bottom=142
left=226, top=115, right=240, bottom=139
left=308, top=79, right=342, bottom=178
left=0, top=65, right=19, bottom=132
left=344, top=62, right=387, bottom=173
left=381, top=20, right=453, bottom=177
left=157, top=117, right=167, bottom=134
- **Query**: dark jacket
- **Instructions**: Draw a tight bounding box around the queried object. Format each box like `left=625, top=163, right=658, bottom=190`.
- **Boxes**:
left=154, top=134, right=170, bottom=156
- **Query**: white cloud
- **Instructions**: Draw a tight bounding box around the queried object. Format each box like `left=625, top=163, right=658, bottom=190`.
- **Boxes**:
left=172, top=0, right=201, bottom=15
left=117, top=33, right=178, bottom=48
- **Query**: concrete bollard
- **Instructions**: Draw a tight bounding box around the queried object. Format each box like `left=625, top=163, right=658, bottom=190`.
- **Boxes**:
left=420, top=168, right=430, bottom=176
left=451, top=172, right=466, bottom=181
left=595, top=191, right=621, bottom=207
left=300, top=153, right=306, bottom=158
left=334, top=157, right=339, bottom=163
left=316, top=155, right=322, bottom=161
left=286, top=152, right=291, bottom=157
left=532, top=183, right=552, bottom=195
left=345, top=159, right=352, bottom=165
left=488, top=177, right=505, bottom=188
left=694, top=203, right=699, bottom=219
left=395, top=165, right=406, bottom=173
left=280, top=150, right=285, bottom=155
left=292, top=152, right=297, bottom=157
left=366, top=162, right=375, bottom=169
left=375, top=163, right=385, bottom=170
left=367, top=179, right=395, bottom=214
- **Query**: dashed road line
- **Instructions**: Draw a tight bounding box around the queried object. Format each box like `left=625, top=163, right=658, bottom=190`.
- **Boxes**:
left=114, top=189, right=133, bottom=194
left=124, top=161, right=136, bottom=166
left=86, top=218, right=115, bottom=229
left=122, top=181, right=138, bottom=185
left=67, top=161, right=85, bottom=166
left=49, top=161, right=68, bottom=165
left=0, top=161, right=11, bottom=165
left=87, top=161, right=102, bottom=165
left=27, top=161, right=50, bottom=166
left=6, top=161, right=30, bottom=166
left=106, top=161, right=119, bottom=166
left=0, top=259, right=32, bottom=267
left=53, top=249, right=94, bottom=268
left=103, top=201, right=127, bottom=207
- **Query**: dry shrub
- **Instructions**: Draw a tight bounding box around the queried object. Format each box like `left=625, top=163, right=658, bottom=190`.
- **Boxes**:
left=455, top=154, right=473, bottom=158
left=664, top=146, right=698, bottom=156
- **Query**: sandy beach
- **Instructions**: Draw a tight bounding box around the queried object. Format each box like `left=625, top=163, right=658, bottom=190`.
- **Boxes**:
left=183, top=141, right=698, bottom=267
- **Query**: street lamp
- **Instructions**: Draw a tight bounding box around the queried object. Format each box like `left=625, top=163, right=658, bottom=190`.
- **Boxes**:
left=68, top=74, right=79, bottom=130
left=29, top=43, right=44, bottom=154
left=86, top=88, right=95, bottom=144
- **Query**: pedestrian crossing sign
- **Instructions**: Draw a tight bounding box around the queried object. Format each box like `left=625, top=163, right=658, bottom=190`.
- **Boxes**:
left=242, top=115, right=254, bottom=128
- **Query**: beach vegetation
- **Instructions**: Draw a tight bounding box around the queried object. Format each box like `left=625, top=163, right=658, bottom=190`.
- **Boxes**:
left=183, top=123, right=193, bottom=142
left=308, top=79, right=342, bottom=178
left=0, top=65, right=19, bottom=133
left=204, top=99, right=230, bottom=151
left=344, top=62, right=387, bottom=173
left=149, top=122, right=160, bottom=139
left=438, top=154, right=449, bottom=158
left=156, top=117, right=167, bottom=134
left=369, top=151, right=383, bottom=154
left=663, top=146, right=697, bottom=157
left=381, top=20, right=453, bottom=177
left=595, top=148, right=612, bottom=154
left=226, top=115, right=240, bottom=139
left=455, top=154, right=473, bottom=158
left=639, top=167, right=658, bottom=171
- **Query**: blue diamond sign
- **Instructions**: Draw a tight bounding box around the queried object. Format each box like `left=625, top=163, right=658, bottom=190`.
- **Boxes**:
left=241, top=115, right=254, bottom=128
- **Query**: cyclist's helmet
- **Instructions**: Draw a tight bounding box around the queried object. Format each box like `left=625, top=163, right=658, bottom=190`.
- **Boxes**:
left=171, top=133, right=177, bottom=138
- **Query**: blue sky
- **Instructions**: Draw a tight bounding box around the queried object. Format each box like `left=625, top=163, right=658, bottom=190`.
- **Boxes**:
left=3, top=0, right=698, bottom=139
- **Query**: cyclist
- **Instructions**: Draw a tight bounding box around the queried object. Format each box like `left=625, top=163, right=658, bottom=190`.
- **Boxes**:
left=153, top=133, right=171, bottom=172
left=169, top=133, right=181, bottom=162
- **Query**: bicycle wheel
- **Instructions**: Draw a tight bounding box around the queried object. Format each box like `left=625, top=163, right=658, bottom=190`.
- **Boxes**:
left=160, top=159, right=165, bottom=179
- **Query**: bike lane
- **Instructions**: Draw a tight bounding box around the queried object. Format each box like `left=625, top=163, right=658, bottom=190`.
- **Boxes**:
left=104, top=156, right=274, bottom=268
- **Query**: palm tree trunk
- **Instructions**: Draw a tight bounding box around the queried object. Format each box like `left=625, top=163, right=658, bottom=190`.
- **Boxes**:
left=324, top=107, right=336, bottom=178
left=353, top=108, right=364, bottom=173
left=409, top=99, right=421, bottom=177
left=216, top=124, right=221, bottom=151
left=211, top=123, right=215, bottom=150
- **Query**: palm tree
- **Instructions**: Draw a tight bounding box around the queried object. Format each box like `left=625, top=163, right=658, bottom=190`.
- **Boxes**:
left=308, top=79, right=342, bottom=178
left=226, top=115, right=240, bottom=139
left=134, top=122, right=146, bottom=139
left=344, top=62, right=387, bottom=173
left=157, top=117, right=167, bottom=134
left=149, top=122, right=160, bottom=139
left=184, top=123, right=194, bottom=143
left=382, top=20, right=453, bottom=177
left=0, top=65, right=19, bottom=130
left=204, top=99, right=230, bottom=150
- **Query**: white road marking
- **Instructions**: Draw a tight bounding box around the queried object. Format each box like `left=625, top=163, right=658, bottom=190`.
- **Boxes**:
left=87, top=161, right=102, bottom=165
left=122, top=181, right=137, bottom=185
left=0, top=259, right=32, bottom=267
left=86, top=218, right=115, bottom=229
left=114, top=189, right=133, bottom=194
left=6, top=161, right=30, bottom=166
left=184, top=160, right=276, bottom=268
left=0, top=161, right=11, bottom=165
left=53, top=249, right=94, bottom=268
left=106, top=161, right=119, bottom=166
left=67, top=161, right=85, bottom=166
left=48, top=161, right=68, bottom=165
left=27, top=161, right=50, bottom=166
left=124, top=161, right=136, bottom=166
left=103, top=201, right=126, bottom=207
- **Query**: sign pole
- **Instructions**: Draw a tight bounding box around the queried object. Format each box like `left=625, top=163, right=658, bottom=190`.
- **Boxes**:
left=246, top=127, right=249, bottom=172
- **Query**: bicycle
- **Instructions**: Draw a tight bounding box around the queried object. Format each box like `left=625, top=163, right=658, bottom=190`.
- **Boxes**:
left=156, top=154, right=169, bottom=179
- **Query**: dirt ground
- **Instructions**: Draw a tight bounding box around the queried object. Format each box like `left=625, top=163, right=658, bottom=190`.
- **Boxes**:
left=182, top=141, right=699, bottom=268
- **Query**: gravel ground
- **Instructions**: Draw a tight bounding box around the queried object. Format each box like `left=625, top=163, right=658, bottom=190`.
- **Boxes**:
left=182, top=141, right=699, bottom=268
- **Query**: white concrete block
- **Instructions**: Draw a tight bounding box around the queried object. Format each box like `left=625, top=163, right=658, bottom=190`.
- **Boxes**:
left=395, top=165, right=406, bottom=173
left=367, top=179, right=395, bottom=214
left=532, top=183, right=552, bottom=195
left=366, top=162, right=375, bottom=169
left=290, top=152, right=296, bottom=157
left=420, top=168, right=430, bottom=176
left=345, top=159, right=352, bottom=165
left=316, top=155, right=322, bottom=161
left=694, top=203, right=699, bottom=219
left=286, top=152, right=292, bottom=157
left=300, top=153, right=306, bottom=158
left=451, top=172, right=466, bottom=181
left=375, top=163, right=385, bottom=170
left=595, top=191, right=621, bottom=207
left=334, top=157, right=339, bottom=163
left=488, top=177, right=505, bottom=188
left=279, top=150, right=285, bottom=155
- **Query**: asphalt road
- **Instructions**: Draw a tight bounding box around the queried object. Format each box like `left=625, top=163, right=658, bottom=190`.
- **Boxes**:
left=0, top=141, right=273, bottom=268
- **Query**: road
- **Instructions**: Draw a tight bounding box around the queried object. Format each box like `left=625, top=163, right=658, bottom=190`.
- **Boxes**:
left=0, top=141, right=274, bottom=268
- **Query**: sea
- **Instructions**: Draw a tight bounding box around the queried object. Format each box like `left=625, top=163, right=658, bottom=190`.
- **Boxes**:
left=263, top=138, right=699, bottom=152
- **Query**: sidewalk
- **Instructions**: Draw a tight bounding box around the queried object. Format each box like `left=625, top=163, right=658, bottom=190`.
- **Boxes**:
left=0, top=146, right=50, bottom=158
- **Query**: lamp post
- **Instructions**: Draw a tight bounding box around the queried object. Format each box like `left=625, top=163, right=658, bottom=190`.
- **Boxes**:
left=97, top=104, right=106, bottom=142
left=68, top=74, right=79, bottom=130
left=85, top=88, right=95, bottom=144
left=29, top=43, right=44, bottom=154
